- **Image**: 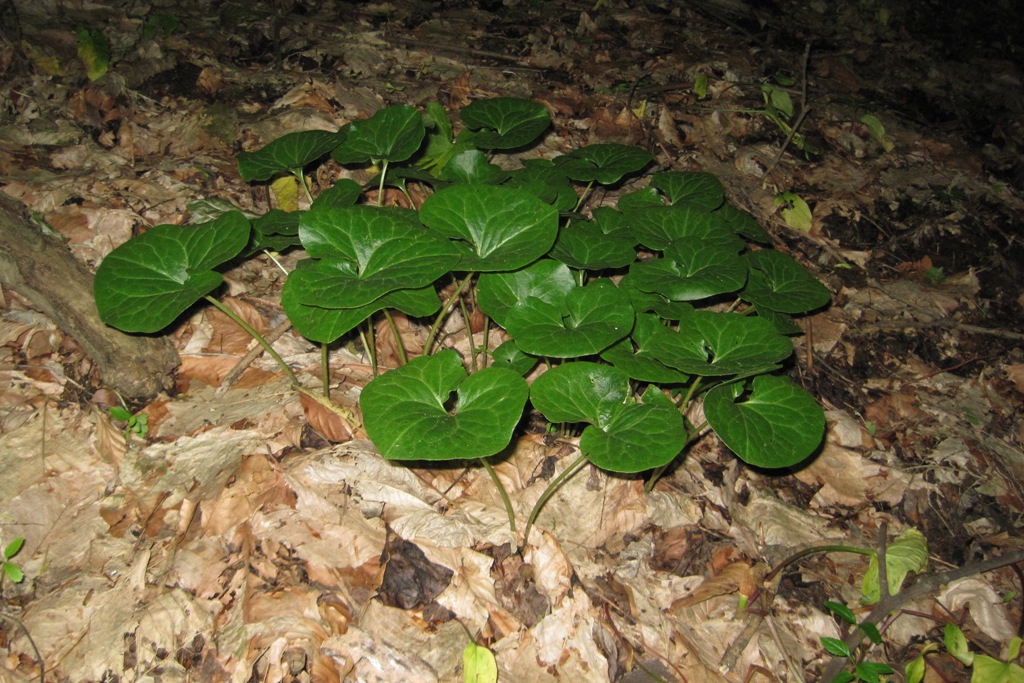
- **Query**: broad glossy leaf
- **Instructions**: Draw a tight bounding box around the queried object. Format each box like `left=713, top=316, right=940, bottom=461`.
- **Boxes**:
left=629, top=240, right=747, bottom=301
left=459, top=98, right=550, bottom=149
left=650, top=171, right=724, bottom=210
left=647, top=311, right=792, bottom=376
left=550, top=219, right=637, bottom=270
left=741, top=249, right=830, bottom=313
left=717, top=202, right=772, bottom=244
left=477, top=259, right=576, bottom=329
left=753, top=306, right=803, bottom=335
left=419, top=184, right=558, bottom=272
left=617, top=187, right=664, bottom=212
left=95, top=211, right=250, bottom=333
left=601, top=314, right=690, bottom=383
left=249, top=209, right=301, bottom=254
left=581, top=387, right=685, bottom=472
left=283, top=280, right=439, bottom=343
left=505, top=160, right=577, bottom=211
left=704, top=374, right=824, bottom=468
left=590, top=206, right=632, bottom=237
left=436, top=149, right=507, bottom=184
left=294, top=206, right=461, bottom=308
left=504, top=279, right=634, bottom=357
left=237, top=129, right=343, bottom=182
left=554, top=143, right=654, bottom=185
left=331, top=104, right=425, bottom=164
left=623, top=204, right=743, bottom=251
left=311, top=179, right=363, bottom=211
left=530, top=363, right=684, bottom=472
left=361, top=351, right=528, bottom=461
left=618, top=273, right=696, bottom=320
left=530, top=362, right=631, bottom=425
left=489, top=339, right=538, bottom=376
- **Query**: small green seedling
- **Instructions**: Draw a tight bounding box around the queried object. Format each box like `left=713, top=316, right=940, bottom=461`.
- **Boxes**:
left=108, top=406, right=148, bottom=441
left=94, top=96, right=831, bottom=549
left=2, top=538, right=25, bottom=586
left=821, top=601, right=894, bottom=683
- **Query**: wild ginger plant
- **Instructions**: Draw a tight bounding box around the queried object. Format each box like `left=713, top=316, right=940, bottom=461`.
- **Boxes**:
left=94, top=97, right=830, bottom=547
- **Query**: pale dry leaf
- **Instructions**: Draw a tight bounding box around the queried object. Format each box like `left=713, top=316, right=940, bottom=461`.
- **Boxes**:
left=794, top=443, right=869, bottom=508
left=433, top=545, right=498, bottom=627
left=937, top=577, right=1016, bottom=643
left=1004, top=363, right=1024, bottom=394
left=92, top=406, right=128, bottom=467
left=826, top=409, right=875, bottom=450
left=522, top=529, right=573, bottom=607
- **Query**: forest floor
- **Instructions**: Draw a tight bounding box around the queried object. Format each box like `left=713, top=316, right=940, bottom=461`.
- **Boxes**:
left=1, top=0, right=1024, bottom=681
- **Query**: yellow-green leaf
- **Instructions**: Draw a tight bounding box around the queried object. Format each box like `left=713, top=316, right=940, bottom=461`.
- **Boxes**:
left=774, top=192, right=812, bottom=232
left=463, top=642, right=497, bottom=683
left=75, top=28, right=110, bottom=81
left=270, top=175, right=301, bottom=212
left=861, top=528, right=928, bottom=604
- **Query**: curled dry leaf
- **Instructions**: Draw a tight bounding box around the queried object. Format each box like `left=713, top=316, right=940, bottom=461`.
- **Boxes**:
left=299, top=391, right=352, bottom=443
left=671, top=560, right=758, bottom=610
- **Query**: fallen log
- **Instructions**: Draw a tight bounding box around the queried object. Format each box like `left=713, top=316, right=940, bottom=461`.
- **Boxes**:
left=0, top=194, right=179, bottom=398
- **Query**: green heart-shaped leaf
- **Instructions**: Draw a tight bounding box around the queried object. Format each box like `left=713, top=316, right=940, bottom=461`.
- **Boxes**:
left=550, top=220, right=637, bottom=270
left=505, top=159, right=578, bottom=211
left=249, top=209, right=301, bottom=254
left=436, top=149, right=508, bottom=184
left=477, top=259, right=576, bottom=329
left=650, top=171, right=724, bottom=210
left=618, top=273, right=696, bottom=320
left=601, top=314, right=690, bottom=383
left=703, top=374, right=824, bottom=468
left=554, top=143, right=654, bottom=185
left=504, top=279, right=634, bottom=357
left=530, top=363, right=685, bottom=472
left=94, top=211, right=250, bottom=333
left=716, top=202, right=772, bottom=245
left=628, top=239, right=747, bottom=301
left=283, top=280, right=439, bottom=343
left=311, top=178, right=364, bottom=211
left=361, top=351, right=529, bottom=461
left=237, top=129, right=343, bottom=182
left=623, top=204, right=743, bottom=251
left=331, top=104, right=425, bottom=164
left=489, top=339, right=538, bottom=376
left=741, top=249, right=831, bottom=314
left=293, top=206, right=461, bottom=309
left=617, top=186, right=664, bottom=212
left=419, top=184, right=558, bottom=272
left=582, top=387, right=685, bottom=472
left=647, top=311, right=792, bottom=376
left=459, top=98, right=551, bottom=150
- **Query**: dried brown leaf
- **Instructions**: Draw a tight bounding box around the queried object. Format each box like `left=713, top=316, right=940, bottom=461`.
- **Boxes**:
left=300, top=391, right=352, bottom=443
left=671, top=560, right=753, bottom=610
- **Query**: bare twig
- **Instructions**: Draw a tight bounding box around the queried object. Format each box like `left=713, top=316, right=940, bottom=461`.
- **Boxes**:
left=0, top=610, right=45, bottom=683
left=216, top=317, right=294, bottom=394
